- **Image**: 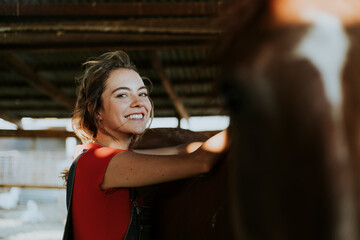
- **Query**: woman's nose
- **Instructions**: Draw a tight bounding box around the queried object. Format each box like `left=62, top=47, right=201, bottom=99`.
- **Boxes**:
left=130, top=95, right=143, bottom=108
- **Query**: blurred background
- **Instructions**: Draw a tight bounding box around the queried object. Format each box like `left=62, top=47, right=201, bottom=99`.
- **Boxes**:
left=0, top=0, right=226, bottom=239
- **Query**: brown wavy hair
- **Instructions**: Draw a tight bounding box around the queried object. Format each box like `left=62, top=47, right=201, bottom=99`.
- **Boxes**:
left=72, top=50, right=154, bottom=144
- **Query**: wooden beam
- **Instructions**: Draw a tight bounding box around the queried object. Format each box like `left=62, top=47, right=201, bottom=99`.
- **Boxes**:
left=153, top=97, right=222, bottom=108
left=0, top=43, right=211, bottom=53
left=0, top=32, right=214, bottom=52
left=0, top=110, right=71, bottom=119
left=0, top=2, right=222, bottom=17
left=0, top=53, right=75, bottom=111
left=0, top=82, right=214, bottom=93
left=0, top=32, right=214, bottom=45
left=0, top=105, right=224, bottom=116
left=0, top=96, right=221, bottom=106
left=0, top=112, right=22, bottom=129
left=0, top=129, right=75, bottom=138
left=151, top=51, right=190, bottom=120
left=0, top=129, right=220, bottom=140
left=0, top=107, right=68, bottom=112
left=27, top=60, right=208, bottom=72
left=1, top=57, right=212, bottom=75
left=0, top=184, right=64, bottom=189
left=0, top=84, right=214, bottom=103
left=0, top=99, right=63, bottom=107
left=0, top=19, right=220, bottom=35
left=151, top=82, right=214, bottom=95
left=153, top=107, right=226, bottom=117
left=0, top=84, right=75, bottom=96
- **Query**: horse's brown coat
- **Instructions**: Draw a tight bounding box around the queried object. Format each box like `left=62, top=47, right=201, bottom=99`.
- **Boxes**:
left=217, top=0, right=360, bottom=239
left=134, top=1, right=360, bottom=239
left=134, top=128, right=234, bottom=239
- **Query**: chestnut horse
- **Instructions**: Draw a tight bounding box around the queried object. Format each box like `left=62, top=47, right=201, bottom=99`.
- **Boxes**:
left=134, top=128, right=234, bottom=239
left=135, top=0, right=360, bottom=239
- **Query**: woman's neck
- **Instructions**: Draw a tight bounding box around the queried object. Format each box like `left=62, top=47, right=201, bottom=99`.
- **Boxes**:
left=94, top=130, right=132, bottom=149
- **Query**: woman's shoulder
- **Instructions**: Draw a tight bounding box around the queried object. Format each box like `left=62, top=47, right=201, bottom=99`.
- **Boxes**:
left=74, top=143, right=127, bottom=179
left=74, top=142, right=123, bottom=156
left=75, top=142, right=128, bottom=162
left=73, top=142, right=98, bottom=160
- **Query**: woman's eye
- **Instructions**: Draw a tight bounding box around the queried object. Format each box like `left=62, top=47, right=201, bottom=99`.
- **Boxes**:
left=116, top=94, right=127, bottom=98
left=139, top=93, right=148, bottom=97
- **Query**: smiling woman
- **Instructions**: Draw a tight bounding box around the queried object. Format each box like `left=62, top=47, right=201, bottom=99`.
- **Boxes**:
left=96, top=68, right=152, bottom=149
left=62, top=51, right=228, bottom=240
left=71, top=51, right=154, bottom=145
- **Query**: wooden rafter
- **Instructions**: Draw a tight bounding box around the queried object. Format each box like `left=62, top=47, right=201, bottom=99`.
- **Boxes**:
left=0, top=111, right=22, bottom=129
left=0, top=110, right=71, bottom=119
left=0, top=96, right=221, bottom=106
left=0, top=129, right=75, bottom=138
left=6, top=60, right=206, bottom=72
left=0, top=83, right=213, bottom=98
left=0, top=32, right=214, bottom=45
left=0, top=184, right=64, bottom=189
left=0, top=2, right=222, bottom=121
left=0, top=2, right=221, bottom=17
left=0, top=108, right=224, bottom=119
left=0, top=107, right=69, bottom=113
left=154, top=107, right=225, bottom=117
left=150, top=51, right=190, bottom=120
left=0, top=19, right=220, bottom=35
left=0, top=129, right=219, bottom=139
left=0, top=29, right=213, bottom=52
left=0, top=53, right=75, bottom=111
left=0, top=43, right=211, bottom=53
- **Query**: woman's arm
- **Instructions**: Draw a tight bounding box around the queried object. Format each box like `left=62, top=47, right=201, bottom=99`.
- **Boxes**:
left=101, top=130, right=228, bottom=189
left=133, top=142, right=203, bottom=155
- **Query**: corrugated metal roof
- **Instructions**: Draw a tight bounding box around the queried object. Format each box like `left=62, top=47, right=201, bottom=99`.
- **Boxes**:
left=0, top=0, right=225, bottom=126
left=2, top=0, right=218, bottom=3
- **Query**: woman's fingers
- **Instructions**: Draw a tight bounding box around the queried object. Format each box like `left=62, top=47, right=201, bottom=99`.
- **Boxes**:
left=201, top=129, right=228, bottom=153
left=186, top=142, right=203, bottom=153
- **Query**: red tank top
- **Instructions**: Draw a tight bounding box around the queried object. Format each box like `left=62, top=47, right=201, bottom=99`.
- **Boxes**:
left=72, top=143, right=131, bottom=240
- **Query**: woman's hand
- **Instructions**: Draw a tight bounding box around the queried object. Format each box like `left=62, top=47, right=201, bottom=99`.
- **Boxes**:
left=191, top=129, right=229, bottom=173
left=200, top=129, right=228, bottom=153
left=185, top=129, right=229, bottom=154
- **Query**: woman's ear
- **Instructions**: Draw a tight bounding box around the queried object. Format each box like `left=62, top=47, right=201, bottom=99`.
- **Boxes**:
left=95, top=111, right=103, bottom=121
left=87, top=102, right=103, bottom=121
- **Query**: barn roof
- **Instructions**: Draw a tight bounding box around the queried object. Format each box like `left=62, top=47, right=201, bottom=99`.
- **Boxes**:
left=0, top=0, right=226, bottom=131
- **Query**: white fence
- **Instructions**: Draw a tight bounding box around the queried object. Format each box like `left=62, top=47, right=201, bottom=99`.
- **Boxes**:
left=0, top=150, right=72, bottom=188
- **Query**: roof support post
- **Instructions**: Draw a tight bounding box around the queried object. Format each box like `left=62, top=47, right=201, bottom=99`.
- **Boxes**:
left=150, top=51, right=190, bottom=120
left=0, top=53, right=74, bottom=112
left=0, top=112, right=23, bottom=129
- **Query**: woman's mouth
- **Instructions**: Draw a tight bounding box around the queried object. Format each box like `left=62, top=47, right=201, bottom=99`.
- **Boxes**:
left=125, top=113, right=144, bottom=120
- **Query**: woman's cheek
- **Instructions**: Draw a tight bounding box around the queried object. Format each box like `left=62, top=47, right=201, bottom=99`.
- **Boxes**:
left=145, top=99, right=152, bottom=112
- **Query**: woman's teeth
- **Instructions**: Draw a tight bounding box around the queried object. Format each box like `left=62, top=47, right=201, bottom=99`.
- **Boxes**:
left=126, top=114, right=143, bottom=119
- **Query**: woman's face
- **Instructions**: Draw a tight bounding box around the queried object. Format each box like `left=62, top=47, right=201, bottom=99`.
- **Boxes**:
left=97, top=68, right=152, bottom=137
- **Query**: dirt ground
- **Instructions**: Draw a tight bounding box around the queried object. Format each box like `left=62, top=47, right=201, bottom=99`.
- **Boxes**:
left=0, top=189, right=66, bottom=240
